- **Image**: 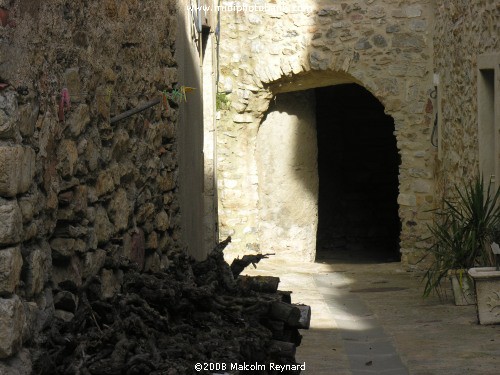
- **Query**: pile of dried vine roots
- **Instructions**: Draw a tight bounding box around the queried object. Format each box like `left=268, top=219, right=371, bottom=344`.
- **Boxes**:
left=31, top=238, right=308, bottom=374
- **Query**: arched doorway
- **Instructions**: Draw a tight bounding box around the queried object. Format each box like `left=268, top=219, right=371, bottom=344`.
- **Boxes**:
left=315, top=84, right=401, bottom=262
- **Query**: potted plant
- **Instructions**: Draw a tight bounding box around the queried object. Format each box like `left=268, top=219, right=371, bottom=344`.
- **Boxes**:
left=421, top=176, right=500, bottom=305
left=468, top=237, right=500, bottom=324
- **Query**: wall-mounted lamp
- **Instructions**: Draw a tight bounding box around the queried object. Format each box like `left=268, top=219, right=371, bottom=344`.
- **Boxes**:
left=430, top=84, right=438, bottom=148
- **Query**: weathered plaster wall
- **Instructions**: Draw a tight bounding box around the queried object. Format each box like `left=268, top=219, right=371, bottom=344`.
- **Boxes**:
left=217, top=0, right=436, bottom=266
left=0, top=0, right=201, bottom=371
left=434, top=1, right=500, bottom=195
left=202, top=20, right=220, bottom=253
left=256, top=91, right=318, bottom=261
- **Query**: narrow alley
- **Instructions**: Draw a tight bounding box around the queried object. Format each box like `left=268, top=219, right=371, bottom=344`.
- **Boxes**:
left=243, top=255, right=500, bottom=375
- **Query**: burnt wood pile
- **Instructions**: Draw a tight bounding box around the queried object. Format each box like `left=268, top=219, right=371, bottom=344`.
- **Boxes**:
left=31, top=238, right=311, bottom=374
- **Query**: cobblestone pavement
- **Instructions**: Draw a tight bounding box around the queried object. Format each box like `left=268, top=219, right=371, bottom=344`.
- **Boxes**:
left=240, top=254, right=500, bottom=375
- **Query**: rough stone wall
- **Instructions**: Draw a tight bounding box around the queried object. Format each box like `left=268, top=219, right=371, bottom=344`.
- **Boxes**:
left=434, top=1, right=500, bottom=195
left=0, top=0, right=183, bottom=370
left=217, top=0, right=436, bottom=266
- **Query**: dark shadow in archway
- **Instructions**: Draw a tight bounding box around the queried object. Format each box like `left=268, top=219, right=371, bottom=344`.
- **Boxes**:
left=315, top=84, right=401, bottom=263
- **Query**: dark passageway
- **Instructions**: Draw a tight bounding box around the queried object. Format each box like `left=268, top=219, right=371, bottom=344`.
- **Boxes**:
left=315, top=84, right=401, bottom=262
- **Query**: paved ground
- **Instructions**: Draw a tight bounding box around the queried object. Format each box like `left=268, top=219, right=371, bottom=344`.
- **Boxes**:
left=240, top=254, right=500, bottom=375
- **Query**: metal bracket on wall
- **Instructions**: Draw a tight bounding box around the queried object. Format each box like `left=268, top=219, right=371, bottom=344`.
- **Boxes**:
left=110, top=97, right=161, bottom=124
left=109, top=86, right=196, bottom=124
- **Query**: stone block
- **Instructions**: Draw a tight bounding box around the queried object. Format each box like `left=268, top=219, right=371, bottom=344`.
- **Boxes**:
left=17, top=101, right=39, bottom=137
left=108, top=188, right=130, bottom=231
left=50, top=238, right=76, bottom=259
left=96, top=170, right=115, bottom=197
left=0, top=91, right=18, bottom=139
left=372, top=34, right=388, bottom=48
left=0, top=109, right=18, bottom=140
left=397, top=193, right=417, bottom=207
left=0, top=295, right=25, bottom=358
left=136, top=202, right=155, bottom=224
left=146, top=231, right=159, bottom=249
left=468, top=268, right=500, bottom=324
left=68, top=225, right=88, bottom=238
left=232, top=113, right=254, bottom=123
left=57, top=140, right=78, bottom=178
left=157, top=172, right=176, bottom=192
left=0, top=146, right=35, bottom=197
left=0, top=246, right=22, bottom=295
left=95, top=206, right=115, bottom=244
left=73, top=185, right=88, bottom=213
left=68, top=104, right=90, bottom=137
left=404, top=5, right=422, bottom=18
left=354, top=38, right=372, bottom=50
left=409, top=168, right=433, bottom=178
left=83, top=249, right=106, bottom=279
left=392, top=33, right=425, bottom=52
left=410, top=19, right=427, bottom=32
left=412, top=179, right=432, bottom=193
left=70, top=240, right=84, bottom=255
left=0, top=91, right=17, bottom=115
left=0, top=198, right=22, bottom=245
left=17, top=198, right=34, bottom=223
left=368, top=6, right=385, bottom=19
left=155, top=210, right=170, bottom=232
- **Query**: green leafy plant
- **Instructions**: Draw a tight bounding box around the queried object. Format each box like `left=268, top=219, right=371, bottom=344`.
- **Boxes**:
left=216, top=92, right=230, bottom=111
left=421, top=176, right=500, bottom=297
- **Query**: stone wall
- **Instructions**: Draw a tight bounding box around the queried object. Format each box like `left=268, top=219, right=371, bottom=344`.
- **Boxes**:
left=434, top=1, right=500, bottom=195
left=0, top=0, right=199, bottom=371
left=256, top=91, right=318, bottom=261
left=217, top=0, right=436, bottom=266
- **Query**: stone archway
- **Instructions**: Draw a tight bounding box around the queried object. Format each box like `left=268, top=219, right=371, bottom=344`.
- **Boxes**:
left=217, top=67, right=435, bottom=267
left=254, top=82, right=401, bottom=263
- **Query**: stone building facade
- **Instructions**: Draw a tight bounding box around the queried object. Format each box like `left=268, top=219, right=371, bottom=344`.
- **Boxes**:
left=217, top=0, right=436, bottom=265
left=434, top=1, right=500, bottom=195
left=0, top=0, right=210, bottom=371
